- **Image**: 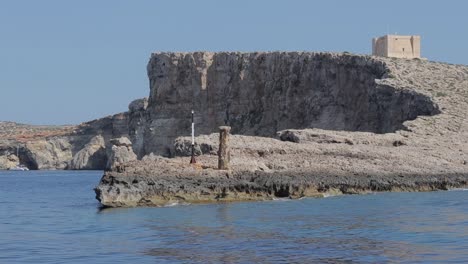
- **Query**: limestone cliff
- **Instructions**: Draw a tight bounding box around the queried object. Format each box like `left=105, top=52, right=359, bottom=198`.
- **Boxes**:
left=2, top=52, right=467, bottom=172
left=135, top=52, right=439, bottom=156
left=0, top=112, right=132, bottom=170
left=95, top=52, right=468, bottom=207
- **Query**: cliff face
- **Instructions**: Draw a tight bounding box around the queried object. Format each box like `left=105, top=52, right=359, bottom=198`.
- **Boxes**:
left=138, top=52, right=438, bottom=156
left=0, top=112, right=131, bottom=170
left=3, top=52, right=466, bottom=171
left=95, top=52, right=468, bottom=207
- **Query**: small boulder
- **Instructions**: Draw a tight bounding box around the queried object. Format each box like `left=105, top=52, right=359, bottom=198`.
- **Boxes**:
left=173, top=137, right=202, bottom=157
left=278, top=129, right=354, bottom=145
left=128, top=98, right=148, bottom=112
left=392, top=140, right=407, bottom=147
left=278, top=130, right=300, bottom=143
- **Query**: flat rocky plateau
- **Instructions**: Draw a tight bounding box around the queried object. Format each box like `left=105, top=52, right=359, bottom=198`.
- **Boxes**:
left=95, top=52, right=468, bottom=207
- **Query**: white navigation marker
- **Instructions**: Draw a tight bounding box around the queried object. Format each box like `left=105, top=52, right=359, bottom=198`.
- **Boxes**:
left=190, top=110, right=196, bottom=164
left=191, top=110, right=195, bottom=145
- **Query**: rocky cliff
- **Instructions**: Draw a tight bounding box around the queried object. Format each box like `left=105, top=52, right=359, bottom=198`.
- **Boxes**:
left=0, top=112, right=131, bottom=170
left=2, top=52, right=467, bottom=175
left=134, top=52, right=439, bottom=156
left=95, top=52, right=468, bottom=207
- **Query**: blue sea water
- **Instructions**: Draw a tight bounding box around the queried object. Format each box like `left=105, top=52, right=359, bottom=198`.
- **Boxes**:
left=0, top=171, right=467, bottom=264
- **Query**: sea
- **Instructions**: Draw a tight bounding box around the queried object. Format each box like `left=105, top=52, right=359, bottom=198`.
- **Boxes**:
left=0, top=170, right=467, bottom=264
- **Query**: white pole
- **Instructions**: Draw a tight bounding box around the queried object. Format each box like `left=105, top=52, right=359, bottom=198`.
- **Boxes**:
left=190, top=110, right=196, bottom=164
left=191, top=110, right=195, bottom=145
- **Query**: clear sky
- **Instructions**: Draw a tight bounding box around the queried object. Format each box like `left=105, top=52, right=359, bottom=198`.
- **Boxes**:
left=1, top=0, right=467, bottom=125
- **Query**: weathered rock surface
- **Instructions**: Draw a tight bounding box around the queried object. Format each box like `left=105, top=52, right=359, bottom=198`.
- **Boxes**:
left=0, top=154, right=19, bottom=170
left=128, top=98, right=149, bottom=159
left=24, top=137, right=73, bottom=170
left=138, top=52, right=439, bottom=156
left=95, top=128, right=468, bottom=207
left=95, top=139, right=468, bottom=207
left=1, top=50, right=466, bottom=206
left=95, top=52, right=468, bottom=207
left=69, top=135, right=106, bottom=170
left=106, top=137, right=137, bottom=171
left=96, top=170, right=468, bottom=207
left=0, top=123, right=74, bottom=170
left=109, top=137, right=133, bottom=147
left=173, top=138, right=202, bottom=157
left=2, top=51, right=468, bottom=209
left=128, top=97, right=148, bottom=113
left=0, top=111, right=133, bottom=170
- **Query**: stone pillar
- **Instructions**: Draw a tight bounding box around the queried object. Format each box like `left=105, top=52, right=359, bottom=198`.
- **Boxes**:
left=218, top=126, right=231, bottom=170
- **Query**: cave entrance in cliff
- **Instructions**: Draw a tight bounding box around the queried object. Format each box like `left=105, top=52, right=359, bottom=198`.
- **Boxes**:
left=17, top=146, right=38, bottom=170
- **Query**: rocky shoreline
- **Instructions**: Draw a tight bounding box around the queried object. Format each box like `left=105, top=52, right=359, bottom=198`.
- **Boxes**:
left=1, top=51, right=467, bottom=207
left=94, top=129, right=468, bottom=207
left=94, top=51, right=468, bottom=207
left=95, top=163, right=468, bottom=208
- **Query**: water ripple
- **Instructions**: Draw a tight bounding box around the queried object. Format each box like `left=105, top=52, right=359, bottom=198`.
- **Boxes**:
left=1, top=171, right=468, bottom=263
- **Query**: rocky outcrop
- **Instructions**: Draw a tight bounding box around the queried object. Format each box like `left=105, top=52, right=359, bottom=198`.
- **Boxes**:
left=139, top=52, right=439, bottom=156
left=0, top=154, right=19, bottom=170
left=173, top=138, right=202, bottom=157
left=172, top=137, right=215, bottom=157
left=128, top=98, right=149, bottom=159
left=68, top=135, right=106, bottom=170
left=2, top=52, right=467, bottom=177
left=95, top=168, right=468, bottom=207
left=24, top=137, right=73, bottom=170
left=95, top=52, right=468, bottom=207
left=0, top=111, right=132, bottom=170
left=0, top=123, right=74, bottom=170
left=105, top=137, right=137, bottom=171
left=95, top=127, right=468, bottom=207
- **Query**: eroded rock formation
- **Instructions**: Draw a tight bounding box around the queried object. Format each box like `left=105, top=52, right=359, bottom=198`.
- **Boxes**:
left=69, top=135, right=106, bottom=170
left=137, top=52, right=438, bottom=156
left=105, top=137, right=137, bottom=171
left=1, top=52, right=466, bottom=175
left=0, top=112, right=132, bottom=170
left=95, top=52, right=468, bottom=207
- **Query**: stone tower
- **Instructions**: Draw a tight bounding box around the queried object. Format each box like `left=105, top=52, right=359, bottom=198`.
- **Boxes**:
left=372, top=35, right=421, bottom=59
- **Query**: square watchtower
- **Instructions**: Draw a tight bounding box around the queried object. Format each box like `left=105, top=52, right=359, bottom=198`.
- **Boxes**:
left=372, top=35, right=421, bottom=59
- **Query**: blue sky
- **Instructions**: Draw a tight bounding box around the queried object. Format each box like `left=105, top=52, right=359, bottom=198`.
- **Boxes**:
left=1, top=0, right=467, bottom=125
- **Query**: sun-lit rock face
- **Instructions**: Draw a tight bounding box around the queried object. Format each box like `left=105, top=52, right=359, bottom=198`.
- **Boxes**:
left=6, top=51, right=467, bottom=171
left=139, top=52, right=438, bottom=156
